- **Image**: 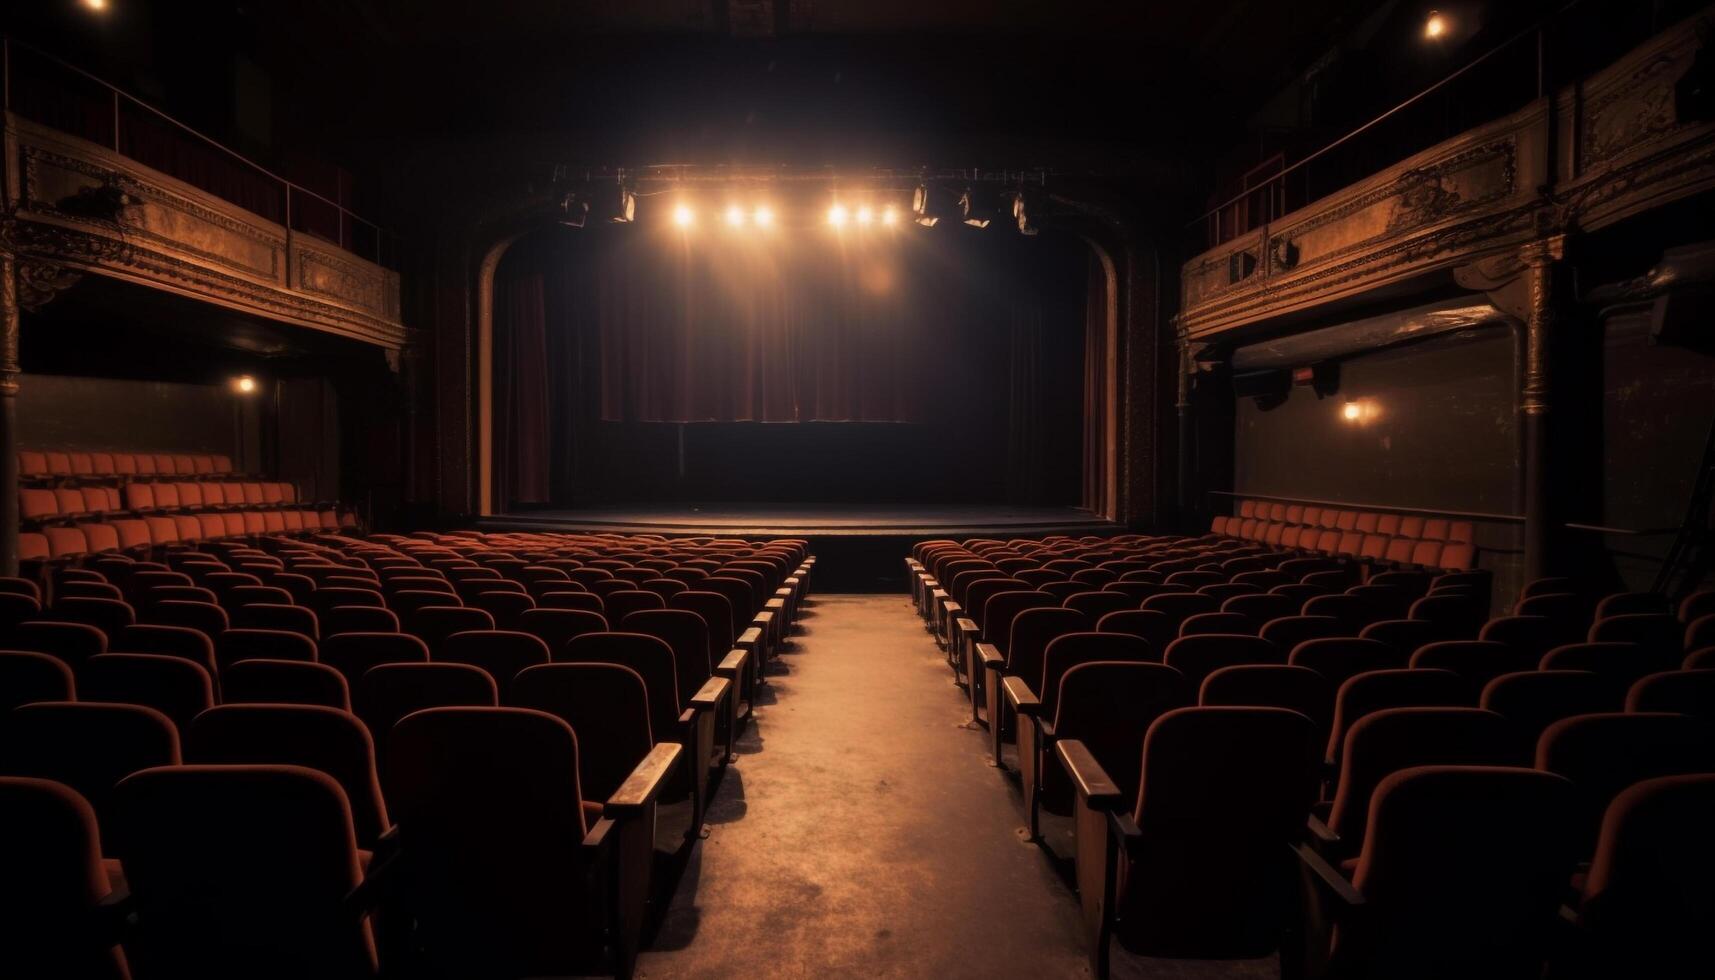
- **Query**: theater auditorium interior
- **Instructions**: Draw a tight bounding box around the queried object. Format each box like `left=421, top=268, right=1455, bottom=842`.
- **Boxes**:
left=2, top=0, right=1715, bottom=977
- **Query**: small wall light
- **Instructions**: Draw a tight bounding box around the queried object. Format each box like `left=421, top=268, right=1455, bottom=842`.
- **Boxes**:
left=234, top=375, right=258, bottom=394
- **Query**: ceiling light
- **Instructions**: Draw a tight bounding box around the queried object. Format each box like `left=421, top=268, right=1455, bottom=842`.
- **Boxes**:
left=754, top=205, right=774, bottom=227
left=1342, top=402, right=1362, bottom=421
left=725, top=205, right=746, bottom=228
left=856, top=206, right=874, bottom=225
left=234, top=375, right=258, bottom=394
left=673, top=203, right=695, bottom=227
left=1425, top=10, right=1448, bottom=40
left=881, top=206, right=900, bottom=226
left=828, top=204, right=849, bottom=227
left=81, top=0, right=108, bottom=12
left=913, top=182, right=957, bottom=227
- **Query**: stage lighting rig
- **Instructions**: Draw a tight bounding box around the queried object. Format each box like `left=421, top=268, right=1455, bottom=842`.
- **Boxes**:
left=913, top=182, right=959, bottom=227
left=586, top=179, right=636, bottom=223
left=556, top=190, right=588, bottom=228
left=959, top=186, right=1006, bottom=229
left=1010, top=186, right=1043, bottom=236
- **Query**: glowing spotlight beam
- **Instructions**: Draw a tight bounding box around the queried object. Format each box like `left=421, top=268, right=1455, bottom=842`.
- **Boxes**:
left=828, top=204, right=849, bottom=227
left=673, top=203, right=695, bottom=227
left=754, top=205, right=774, bottom=227
left=725, top=205, right=746, bottom=228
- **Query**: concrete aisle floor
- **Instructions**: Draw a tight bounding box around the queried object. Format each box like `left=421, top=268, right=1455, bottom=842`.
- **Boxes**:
left=635, top=593, right=1278, bottom=980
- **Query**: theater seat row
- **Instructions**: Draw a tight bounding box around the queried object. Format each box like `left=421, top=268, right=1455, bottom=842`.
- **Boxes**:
left=20, top=508, right=358, bottom=561
left=906, top=533, right=1715, bottom=979
left=19, top=450, right=236, bottom=482
left=0, top=528, right=814, bottom=979
left=1210, top=499, right=1477, bottom=570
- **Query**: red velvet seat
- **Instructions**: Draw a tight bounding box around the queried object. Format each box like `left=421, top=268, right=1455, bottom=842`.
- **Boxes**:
left=1356, top=618, right=1447, bottom=659
left=1408, top=639, right=1540, bottom=687
left=353, top=662, right=497, bottom=772
left=1200, top=663, right=1333, bottom=740
left=1058, top=706, right=1317, bottom=975
left=1480, top=669, right=1625, bottom=742
left=0, top=649, right=76, bottom=709
left=320, top=604, right=401, bottom=636
left=0, top=777, right=130, bottom=980
left=80, top=652, right=214, bottom=732
left=0, top=701, right=181, bottom=836
left=1288, top=637, right=1407, bottom=688
left=1294, top=766, right=1578, bottom=980
left=1536, top=711, right=1715, bottom=860
left=512, top=662, right=656, bottom=801
left=1586, top=613, right=1684, bottom=659
left=113, top=764, right=379, bottom=979
left=384, top=706, right=673, bottom=979
left=1163, top=633, right=1282, bottom=691
left=49, top=597, right=136, bottom=639
left=8, top=620, right=108, bottom=670
left=215, top=627, right=317, bottom=673
left=620, top=609, right=716, bottom=723
left=319, top=632, right=430, bottom=687
left=185, top=703, right=386, bottom=846
left=222, top=658, right=351, bottom=709
left=110, top=622, right=217, bottom=675
left=1260, top=615, right=1350, bottom=650
left=1064, top=590, right=1136, bottom=622
left=439, top=629, right=551, bottom=696
left=1570, top=773, right=1715, bottom=978
left=1593, top=591, right=1672, bottom=619
left=144, top=599, right=230, bottom=640
left=404, top=606, right=496, bottom=654
left=1321, top=708, right=1532, bottom=859
left=512, top=607, right=608, bottom=657
left=1325, top=668, right=1474, bottom=767
left=670, top=590, right=738, bottom=648
left=537, top=589, right=606, bottom=613
left=561, top=632, right=682, bottom=742
left=1625, top=668, right=1715, bottom=717
left=1540, top=640, right=1681, bottom=685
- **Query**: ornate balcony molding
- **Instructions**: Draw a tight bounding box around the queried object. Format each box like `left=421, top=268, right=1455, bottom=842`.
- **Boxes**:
left=0, top=115, right=406, bottom=349
left=1179, top=10, right=1715, bottom=343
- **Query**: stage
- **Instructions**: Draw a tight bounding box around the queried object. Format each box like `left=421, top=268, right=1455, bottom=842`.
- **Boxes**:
left=478, top=503, right=1122, bottom=591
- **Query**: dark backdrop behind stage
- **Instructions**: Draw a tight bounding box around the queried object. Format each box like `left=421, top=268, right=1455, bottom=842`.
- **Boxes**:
left=493, top=222, right=1092, bottom=507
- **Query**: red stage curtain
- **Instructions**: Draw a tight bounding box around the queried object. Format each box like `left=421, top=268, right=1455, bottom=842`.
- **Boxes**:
left=494, top=266, right=552, bottom=505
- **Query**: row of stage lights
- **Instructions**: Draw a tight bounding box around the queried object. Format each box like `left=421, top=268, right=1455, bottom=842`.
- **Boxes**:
left=667, top=202, right=906, bottom=229
left=563, top=182, right=1041, bottom=235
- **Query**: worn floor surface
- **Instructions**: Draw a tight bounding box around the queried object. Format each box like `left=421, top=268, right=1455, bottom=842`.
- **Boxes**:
left=636, top=593, right=1276, bottom=980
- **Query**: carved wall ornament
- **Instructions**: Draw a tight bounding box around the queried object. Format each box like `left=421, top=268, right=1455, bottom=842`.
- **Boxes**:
left=1272, top=237, right=1300, bottom=270
left=16, top=258, right=84, bottom=313
left=1583, top=43, right=1696, bottom=167
left=1386, top=168, right=1462, bottom=231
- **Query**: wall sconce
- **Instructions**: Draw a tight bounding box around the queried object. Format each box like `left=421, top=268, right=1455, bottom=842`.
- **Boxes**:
left=233, top=375, right=258, bottom=394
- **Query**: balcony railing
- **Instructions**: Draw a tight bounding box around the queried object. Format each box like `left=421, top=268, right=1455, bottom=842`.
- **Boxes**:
left=1186, top=0, right=1702, bottom=256
left=2, top=37, right=394, bottom=269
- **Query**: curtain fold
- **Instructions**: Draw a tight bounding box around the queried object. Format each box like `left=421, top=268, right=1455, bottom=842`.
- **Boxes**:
left=494, top=266, right=551, bottom=505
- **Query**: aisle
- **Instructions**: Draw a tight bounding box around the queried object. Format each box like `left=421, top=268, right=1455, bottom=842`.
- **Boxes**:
left=636, top=593, right=1090, bottom=978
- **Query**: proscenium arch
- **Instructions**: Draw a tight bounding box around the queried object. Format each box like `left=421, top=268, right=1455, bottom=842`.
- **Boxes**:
left=474, top=199, right=1141, bottom=522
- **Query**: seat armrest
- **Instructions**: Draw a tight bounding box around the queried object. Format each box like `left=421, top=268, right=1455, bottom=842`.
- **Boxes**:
left=737, top=626, right=763, bottom=649
left=605, top=741, right=685, bottom=817
left=1307, top=813, right=1341, bottom=847
left=975, top=642, right=1003, bottom=670
left=1002, top=675, right=1041, bottom=715
left=690, top=675, right=731, bottom=712
left=1055, top=738, right=1125, bottom=811
left=1293, top=842, right=1366, bottom=909
left=715, top=648, right=748, bottom=677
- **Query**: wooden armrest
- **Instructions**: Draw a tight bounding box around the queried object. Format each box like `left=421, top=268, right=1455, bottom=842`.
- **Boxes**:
left=1055, top=738, right=1125, bottom=810
left=677, top=708, right=698, bottom=729
left=690, top=675, right=731, bottom=712
left=605, top=741, right=684, bottom=816
left=976, top=642, right=1003, bottom=670
left=1002, top=675, right=1041, bottom=715
left=715, top=648, right=748, bottom=677
left=1307, top=813, right=1341, bottom=847
left=753, top=611, right=775, bottom=630
left=1293, top=842, right=1366, bottom=908
left=581, top=814, right=617, bottom=856
left=955, top=617, right=977, bottom=635
left=737, top=626, right=763, bottom=649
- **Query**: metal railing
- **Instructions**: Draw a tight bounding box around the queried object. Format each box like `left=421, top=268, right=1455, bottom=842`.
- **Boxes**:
left=1, top=37, right=395, bottom=268
left=1186, top=0, right=1690, bottom=255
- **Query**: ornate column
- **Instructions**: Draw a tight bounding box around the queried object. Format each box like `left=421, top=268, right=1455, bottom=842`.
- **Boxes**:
left=1174, top=331, right=1195, bottom=528
left=0, top=250, right=18, bottom=575
left=1518, top=235, right=1568, bottom=582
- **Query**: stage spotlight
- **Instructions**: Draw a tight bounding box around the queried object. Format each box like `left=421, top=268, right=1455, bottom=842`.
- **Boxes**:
left=1011, top=188, right=1043, bottom=236
left=233, top=375, right=258, bottom=395
left=587, top=181, right=635, bottom=223
left=1424, top=10, right=1448, bottom=40
left=556, top=191, right=588, bottom=228
left=882, top=206, right=900, bottom=226
left=960, top=186, right=1005, bottom=229
left=856, top=205, right=874, bottom=225
left=81, top=0, right=108, bottom=12
left=673, top=203, right=695, bottom=227
left=725, top=205, right=746, bottom=228
left=754, top=205, right=775, bottom=227
left=913, top=182, right=957, bottom=227
left=828, top=203, right=849, bottom=227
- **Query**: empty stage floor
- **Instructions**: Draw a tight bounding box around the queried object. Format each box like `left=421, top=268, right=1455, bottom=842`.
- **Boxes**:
left=637, top=594, right=1276, bottom=979
left=480, top=503, right=1113, bottom=538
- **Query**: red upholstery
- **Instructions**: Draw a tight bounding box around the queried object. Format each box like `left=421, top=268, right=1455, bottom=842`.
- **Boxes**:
left=1325, top=668, right=1474, bottom=766
left=79, top=652, right=214, bottom=732
left=439, top=629, right=552, bottom=696
left=215, top=628, right=317, bottom=673
left=0, top=649, right=76, bottom=709
left=112, top=764, right=377, bottom=978
left=1288, top=637, right=1407, bottom=687
left=222, top=659, right=351, bottom=709
left=1536, top=712, right=1715, bottom=859
left=1480, top=670, right=1626, bottom=742
left=0, top=701, right=181, bottom=833
left=0, top=777, right=129, bottom=979
left=1408, top=640, right=1540, bottom=687
left=512, top=662, right=656, bottom=801
left=561, top=632, right=683, bottom=738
